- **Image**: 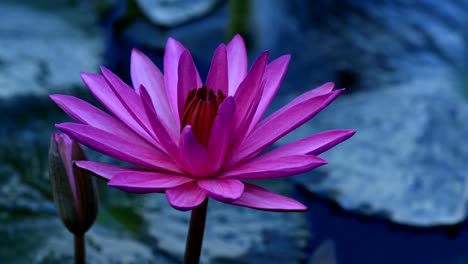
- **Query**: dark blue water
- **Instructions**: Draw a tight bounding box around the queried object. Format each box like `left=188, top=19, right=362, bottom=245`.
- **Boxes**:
left=298, top=187, right=468, bottom=264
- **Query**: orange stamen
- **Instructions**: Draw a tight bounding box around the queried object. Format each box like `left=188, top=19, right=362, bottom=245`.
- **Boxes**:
left=181, top=86, right=225, bottom=147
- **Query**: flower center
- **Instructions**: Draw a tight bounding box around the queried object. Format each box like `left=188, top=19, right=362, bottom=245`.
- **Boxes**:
left=181, top=86, right=226, bottom=147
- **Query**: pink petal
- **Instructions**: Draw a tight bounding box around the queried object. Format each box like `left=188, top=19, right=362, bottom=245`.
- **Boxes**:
left=164, top=38, right=202, bottom=126
left=130, top=49, right=164, bottom=94
left=230, top=88, right=344, bottom=166
left=131, top=49, right=176, bottom=133
left=230, top=183, right=307, bottom=211
left=229, top=81, right=263, bottom=155
left=205, top=44, right=228, bottom=95
left=52, top=133, right=73, bottom=176
left=165, top=182, right=207, bottom=211
left=207, top=96, right=236, bottom=174
left=57, top=123, right=182, bottom=173
left=52, top=133, right=76, bottom=200
left=259, top=130, right=356, bottom=160
left=221, top=155, right=327, bottom=180
left=250, top=55, right=291, bottom=131
left=179, top=126, right=211, bottom=177
left=108, top=171, right=194, bottom=194
left=198, top=179, right=244, bottom=202
left=76, top=160, right=147, bottom=181
left=80, top=72, right=157, bottom=146
left=177, top=50, right=198, bottom=121
left=50, top=94, right=152, bottom=148
left=233, top=52, right=269, bottom=136
left=291, top=82, right=335, bottom=105
left=164, top=38, right=185, bottom=114
left=140, top=85, right=180, bottom=157
left=100, top=67, right=156, bottom=137
left=226, top=34, right=247, bottom=95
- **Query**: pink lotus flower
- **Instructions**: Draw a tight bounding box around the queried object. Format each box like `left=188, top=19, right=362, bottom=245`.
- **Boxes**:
left=51, top=35, right=354, bottom=211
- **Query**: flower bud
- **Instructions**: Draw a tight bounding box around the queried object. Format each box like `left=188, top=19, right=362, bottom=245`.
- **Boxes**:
left=48, top=133, right=98, bottom=235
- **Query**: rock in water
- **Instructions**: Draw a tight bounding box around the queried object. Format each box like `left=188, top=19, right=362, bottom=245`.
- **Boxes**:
left=308, top=239, right=337, bottom=264
left=291, top=68, right=468, bottom=226
left=0, top=1, right=103, bottom=98
left=258, top=0, right=468, bottom=227
left=136, top=0, right=221, bottom=27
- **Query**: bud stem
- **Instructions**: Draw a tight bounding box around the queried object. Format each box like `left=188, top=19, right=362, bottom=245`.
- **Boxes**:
left=184, top=199, right=209, bottom=264
left=74, top=234, right=85, bottom=264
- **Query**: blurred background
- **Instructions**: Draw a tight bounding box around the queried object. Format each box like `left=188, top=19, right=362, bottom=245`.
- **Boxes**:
left=1, top=0, right=468, bottom=263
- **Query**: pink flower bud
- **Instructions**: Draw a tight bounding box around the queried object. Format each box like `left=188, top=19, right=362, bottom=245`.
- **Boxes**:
left=48, top=133, right=98, bottom=235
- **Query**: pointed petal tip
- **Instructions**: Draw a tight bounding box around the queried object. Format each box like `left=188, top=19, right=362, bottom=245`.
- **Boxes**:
left=52, top=130, right=71, bottom=142
left=320, top=159, right=329, bottom=166
left=49, top=93, right=61, bottom=101
left=131, top=48, right=144, bottom=63
left=55, top=123, right=75, bottom=137
left=212, top=43, right=227, bottom=57
left=278, top=54, right=291, bottom=62
left=51, top=131, right=59, bottom=139
left=180, top=48, right=190, bottom=57
left=291, top=203, right=308, bottom=211
left=345, top=129, right=357, bottom=137
left=216, top=43, right=227, bottom=49
left=323, top=82, right=335, bottom=90
left=79, top=71, right=91, bottom=77
left=335, top=87, right=346, bottom=93
left=99, top=67, right=116, bottom=82
left=334, top=129, right=356, bottom=144
left=313, top=155, right=329, bottom=165
left=227, top=34, right=246, bottom=48
left=55, top=123, right=65, bottom=130
left=49, top=94, right=76, bottom=104
left=229, top=183, right=308, bottom=212
left=259, top=50, right=270, bottom=60
left=232, top=33, right=243, bottom=41
left=166, top=37, right=184, bottom=49
left=80, top=71, right=96, bottom=81
left=178, top=48, right=194, bottom=66
left=99, top=65, right=111, bottom=75
left=74, top=160, right=86, bottom=169
left=80, top=72, right=105, bottom=88
left=278, top=201, right=308, bottom=212
left=131, top=47, right=141, bottom=54
left=325, top=88, right=345, bottom=99
left=325, top=129, right=357, bottom=142
left=131, top=48, right=152, bottom=62
left=297, top=205, right=308, bottom=211
left=249, top=50, right=270, bottom=64
left=332, top=88, right=346, bottom=98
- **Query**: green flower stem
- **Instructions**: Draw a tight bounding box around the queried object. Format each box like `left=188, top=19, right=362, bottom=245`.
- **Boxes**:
left=74, top=234, right=85, bottom=264
left=184, top=199, right=209, bottom=264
